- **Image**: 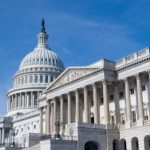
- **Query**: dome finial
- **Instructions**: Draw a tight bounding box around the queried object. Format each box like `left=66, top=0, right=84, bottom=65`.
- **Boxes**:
left=41, top=18, right=46, bottom=33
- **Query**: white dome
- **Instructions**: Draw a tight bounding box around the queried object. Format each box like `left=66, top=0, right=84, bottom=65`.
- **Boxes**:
left=20, top=47, right=64, bottom=70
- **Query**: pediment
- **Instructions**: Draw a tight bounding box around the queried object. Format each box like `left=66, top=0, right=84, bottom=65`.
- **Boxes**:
left=47, top=67, right=100, bottom=90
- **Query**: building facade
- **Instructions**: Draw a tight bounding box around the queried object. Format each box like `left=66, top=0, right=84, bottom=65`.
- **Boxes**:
left=38, top=47, right=150, bottom=150
left=0, top=20, right=150, bottom=150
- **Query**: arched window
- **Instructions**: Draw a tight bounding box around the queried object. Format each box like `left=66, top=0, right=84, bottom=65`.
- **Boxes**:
left=120, top=139, right=127, bottom=150
left=84, top=141, right=98, bottom=150
left=144, top=135, right=150, bottom=150
left=113, top=139, right=119, bottom=150
left=132, top=137, right=139, bottom=150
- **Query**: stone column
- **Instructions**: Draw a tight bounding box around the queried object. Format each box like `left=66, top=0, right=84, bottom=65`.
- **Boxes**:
left=0, top=128, right=2, bottom=143
left=45, top=106, right=47, bottom=134
left=1, top=128, right=4, bottom=144
left=53, top=99, right=57, bottom=133
left=9, top=96, right=11, bottom=110
left=25, top=92, right=27, bottom=107
left=19, top=93, right=21, bottom=108
left=93, top=83, right=99, bottom=124
left=43, top=75, right=46, bottom=83
left=50, top=102, right=53, bottom=134
left=125, top=78, right=131, bottom=124
left=40, top=107, right=43, bottom=134
left=38, top=74, right=40, bottom=83
left=31, top=92, right=34, bottom=107
left=14, top=94, right=16, bottom=109
left=75, top=90, right=80, bottom=122
left=136, top=74, right=144, bottom=124
left=67, top=93, right=72, bottom=124
left=33, top=75, right=35, bottom=83
left=114, top=83, right=120, bottom=125
left=11, top=95, right=13, bottom=109
left=12, top=94, right=15, bottom=109
left=84, top=86, right=89, bottom=123
left=46, top=100, right=50, bottom=134
left=15, top=94, right=18, bottom=108
left=7, top=97, right=10, bottom=111
left=60, top=95, right=64, bottom=131
left=147, top=71, right=150, bottom=119
left=103, top=80, right=110, bottom=124
left=27, top=93, right=29, bottom=107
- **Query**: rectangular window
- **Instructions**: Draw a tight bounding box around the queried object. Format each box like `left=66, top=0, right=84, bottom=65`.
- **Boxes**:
left=142, top=85, right=146, bottom=91
left=30, top=76, right=33, bottom=83
left=110, top=95, right=114, bottom=101
left=110, top=115, right=115, bottom=125
left=45, top=75, right=48, bottom=83
left=120, top=113, right=125, bottom=124
left=131, top=111, right=136, bottom=122
left=119, top=92, right=124, bottom=99
left=40, top=75, right=43, bottom=83
left=35, top=75, right=38, bottom=83
left=144, top=109, right=148, bottom=120
left=130, top=88, right=134, bottom=95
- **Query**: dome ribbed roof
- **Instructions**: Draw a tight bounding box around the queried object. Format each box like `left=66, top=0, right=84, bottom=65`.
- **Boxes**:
left=20, top=47, right=64, bottom=69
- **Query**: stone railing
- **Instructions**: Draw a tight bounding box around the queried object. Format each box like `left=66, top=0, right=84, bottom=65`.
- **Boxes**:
left=40, top=134, right=77, bottom=141
left=116, top=47, right=150, bottom=68
left=119, top=119, right=150, bottom=130
left=66, top=122, right=118, bottom=130
left=77, top=122, right=106, bottom=129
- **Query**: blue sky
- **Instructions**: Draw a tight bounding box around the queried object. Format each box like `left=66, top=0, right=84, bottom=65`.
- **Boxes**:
left=0, top=0, right=150, bottom=115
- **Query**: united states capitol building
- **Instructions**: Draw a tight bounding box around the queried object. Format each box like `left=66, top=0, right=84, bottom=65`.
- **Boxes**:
left=0, top=20, right=150, bottom=150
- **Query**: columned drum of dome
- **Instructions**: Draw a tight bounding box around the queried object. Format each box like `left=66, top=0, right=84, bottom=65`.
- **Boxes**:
left=7, top=19, right=64, bottom=116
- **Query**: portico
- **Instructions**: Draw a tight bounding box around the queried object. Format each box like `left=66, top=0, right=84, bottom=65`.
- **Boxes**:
left=38, top=59, right=150, bottom=137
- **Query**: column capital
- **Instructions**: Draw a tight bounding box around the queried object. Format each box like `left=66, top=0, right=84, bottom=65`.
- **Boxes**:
left=75, top=88, right=79, bottom=93
left=124, top=77, right=129, bottom=81
left=39, top=106, right=44, bottom=111
left=135, top=73, right=141, bottom=79
left=51, top=98, right=56, bottom=104
left=83, top=85, right=88, bottom=89
left=102, top=80, right=107, bottom=84
left=147, top=70, right=150, bottom=75
left=91, top=82, right=97, bottom=88
left=46, top=100, right=50, bottom=105
left=59, top=94, right=64, bottom=99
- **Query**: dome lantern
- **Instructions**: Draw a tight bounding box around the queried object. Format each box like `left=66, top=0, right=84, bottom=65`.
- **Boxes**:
left=37, top=18, right=49, bottom=48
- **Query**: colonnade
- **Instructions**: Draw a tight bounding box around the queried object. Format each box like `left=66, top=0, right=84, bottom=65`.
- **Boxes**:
left=39, top=71, right=150, bottom=135
left=14, top=74, right=54, bottom=88
left=40, top=80, right=110, bottom=134
left=8, top=91, right=42, bottom=111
